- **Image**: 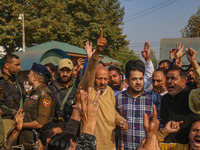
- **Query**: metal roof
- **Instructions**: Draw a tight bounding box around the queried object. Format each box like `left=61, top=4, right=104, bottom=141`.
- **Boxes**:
left=26, top=40, right=87, bottom=55
left=14, top=49, right=70, bottom=71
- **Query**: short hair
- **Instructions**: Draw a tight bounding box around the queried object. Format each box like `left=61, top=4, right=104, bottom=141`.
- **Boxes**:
left=158, top=59, right=171, bottom=66
left=48, top=133, right=77, bottom=150
left=33, top=72, right=48, bottom=83
left=3, top=54, right=19, bottom=67
left=39, top=122, right=61, bottom=146
left=125, top=60, right=145, bottom=79
left=71, top=59, right=78, bottom=67
left=166, top=67, right=187, bottom=80
left=45, top=63, right=56, bottom=73
left=153, top=68, right=167, bottom=77
left=108, top=66, right=122, bottom=76
left=98, top=61, right=105, bottom=66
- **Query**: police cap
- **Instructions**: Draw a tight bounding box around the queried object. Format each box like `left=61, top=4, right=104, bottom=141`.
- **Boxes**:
left=31, top=62, right=51, bottom=78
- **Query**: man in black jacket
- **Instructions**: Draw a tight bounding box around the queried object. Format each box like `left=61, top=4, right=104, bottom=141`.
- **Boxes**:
left=48, top=58, right=77, bottom=125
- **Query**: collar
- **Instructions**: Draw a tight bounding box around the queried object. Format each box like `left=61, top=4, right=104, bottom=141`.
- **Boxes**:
left=2, top=71, right=17, bottom=82
left=125, top=87, right=150, bottom=98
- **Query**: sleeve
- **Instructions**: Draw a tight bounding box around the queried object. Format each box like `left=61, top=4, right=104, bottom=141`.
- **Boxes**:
left=157, top=129, right=168, bottom=143
left=37, top=94, right=54, bottom=125
left=0, top=136, right=16, bottom=150
left=78, top=55, right=99, bottom=91
left=76, top=133, right=96, bottom=150
left=63, top=119, right=80, bottom=135
left=0, top=116, right=5, bottom=146
left=144, top=61, right=154, bottom=89
left=154, top=93, right=161, bottom=121
left=189, top=68, right=200, bottom=114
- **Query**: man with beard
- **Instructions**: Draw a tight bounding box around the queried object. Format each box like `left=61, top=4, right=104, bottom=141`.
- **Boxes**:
left=115, top=59, right=161, bottom=150
left=152, top=69, right=167, bottom=96
left=48, top=58, right=77, bottom=125
left=108, top=66, right=125, bottom=96
left=79, top=29, right=128, bottom=150
left=186, top=64, right=199, bottom=90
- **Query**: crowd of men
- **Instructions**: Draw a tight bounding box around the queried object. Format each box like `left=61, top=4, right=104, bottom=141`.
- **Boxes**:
left=0, top=29, right=200, bottom=150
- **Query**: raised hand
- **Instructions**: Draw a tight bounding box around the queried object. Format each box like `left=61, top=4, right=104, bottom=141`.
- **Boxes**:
left=14, top=108, right=24, bottom=131
left=141, top=42, right=150, bottom=62
left=77, top=58, right=85, bottom=68
left=81, top=87, right=100, bottom=135
left=175, top=43, right=186, bottom=60
left=185, top=48, right=197, bottom=63
left=162, top=121, right=183, bottom=135
left=84, top=41, right=96, bottom=59
left=170, top=48, right=176, bottom=61
left=0, top=109, right=2, bottom=116
left=96, top=28, right=107, bottom=53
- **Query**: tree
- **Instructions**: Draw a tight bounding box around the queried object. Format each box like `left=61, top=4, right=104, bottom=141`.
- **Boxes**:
left=0, top=0, right=128, bottom=54
left=181, top=8, right=200, bottom=37
left=114, top=46, right=140, bottom=70
left=150, top=49, right=157, bottom=68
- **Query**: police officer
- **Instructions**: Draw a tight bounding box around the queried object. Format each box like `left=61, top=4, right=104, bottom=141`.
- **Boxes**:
left=0, top=54, right=25, bottom=139
left=48, top=59, right=77, bottom=125
left=18, top=62, right=54, bottom=149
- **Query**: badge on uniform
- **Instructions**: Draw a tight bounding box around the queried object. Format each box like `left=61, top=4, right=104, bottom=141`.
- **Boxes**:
left=41, top=90, right=45, bottom=96
left=30, top=95, right=38, bottom=100
left=43, top=99, right=51, bottom=107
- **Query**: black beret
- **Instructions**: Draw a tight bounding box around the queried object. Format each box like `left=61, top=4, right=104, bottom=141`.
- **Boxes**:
left=31, top=62, right=51, bottom=78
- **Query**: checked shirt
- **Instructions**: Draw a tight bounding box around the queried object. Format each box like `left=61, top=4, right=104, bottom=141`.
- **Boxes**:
left=115, top=88, right=161, bottom=150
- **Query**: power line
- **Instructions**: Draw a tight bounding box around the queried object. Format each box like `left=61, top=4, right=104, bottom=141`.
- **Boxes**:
left=124, top=0, right=174, bottom=19
left=124, top=0, right=178, bottom=22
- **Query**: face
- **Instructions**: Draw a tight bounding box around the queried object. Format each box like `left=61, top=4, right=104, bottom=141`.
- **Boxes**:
left=58, top=67, right=72, bottom=83
left=152, top=71, right=166, bottom=94
left=94, top=69, right=109, bottom=94
left=7, top=58, right=21, bottom=75
left=126, top=70, right=144, bottom=94
left=72, top=65, right=78, bottom=78
left=159, top=62, right=169, bottom=70
left=189, top=121, right=200, bottom=150
left=28, top=70, right=35, bottom=86
left=166, top=70, right=186, bottom=97
left=187, top=67, right=198, bottom=86
left=109, top=70, right=122, bottom=91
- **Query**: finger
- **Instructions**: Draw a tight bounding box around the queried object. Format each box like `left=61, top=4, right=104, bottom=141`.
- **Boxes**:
left=152, top=105, right=157, bottom=123
left=182, top=52, right=186, bottom=56
left=80, top=90, right=86, bottom=110
left=93, top=90, right=100, bottom=105
left=121, top=143, right=124, bottom=150
left=178, top=121, right=183, bottom=125
left=87, top=87, right=92, bottom=106
left=100, top=28, right=103, bottom=38
left=143, top=113, right=149, bottom=133
left=90, top=41, right=92, bottom=47
left=180, top=45, right=184, bottom=51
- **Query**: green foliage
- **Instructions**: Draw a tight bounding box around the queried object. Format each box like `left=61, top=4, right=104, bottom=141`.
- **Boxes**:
left=0, top=0, right=128, bottom=54
left=181, top=8, right=200, bottom=37
left=114, top=47, right=140, bottom=70
left=150, top=49, right=157, bottom=68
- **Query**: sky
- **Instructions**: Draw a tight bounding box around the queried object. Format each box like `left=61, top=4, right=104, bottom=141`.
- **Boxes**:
left=120, top=0, right=200, bottom=59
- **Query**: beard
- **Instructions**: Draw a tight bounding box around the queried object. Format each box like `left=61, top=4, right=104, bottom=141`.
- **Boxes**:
left=111, top=83, right=121, bottom=91
left=129, top=85, right=144, bottom=94
left=60, top=74, right=72, bottom=84
left=94, top=83, right=107, bottom=94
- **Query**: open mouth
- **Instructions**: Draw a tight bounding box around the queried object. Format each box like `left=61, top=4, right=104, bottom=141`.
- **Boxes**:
left=167, top=85, right=174, bottom=91
left=194, top=138, right=200, bottom=148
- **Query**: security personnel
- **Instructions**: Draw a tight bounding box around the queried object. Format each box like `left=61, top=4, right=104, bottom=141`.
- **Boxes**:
left=48, top=58, right=77, bottom=125
left=0, top=54, right=25, bottom=139
left=18, top=62, right=55, bottom=149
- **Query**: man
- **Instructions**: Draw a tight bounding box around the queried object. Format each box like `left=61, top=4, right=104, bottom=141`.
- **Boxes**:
left=79, top=29, right=128, bottom=150
left=0, top=108, right=24, bottom=150
left=115, top=59, right=161, bottom=149
left=161, top=48, right=200, bottom=144
left=45, top=63, right=56, bottom=81
left=0, top=54, right=25, bottom=138
left=158, top=59, right=171, bottom=70
left=18, top=62, right=55, bottom=149
left=108, top=66, right=125, bottom=96
left=48, top=58, right=77, bottom=125
left=158, top=119, right=200, bottom=150
left=186, top=64, right=199, bottom=90
left=152, top=69, right=167, bottom=96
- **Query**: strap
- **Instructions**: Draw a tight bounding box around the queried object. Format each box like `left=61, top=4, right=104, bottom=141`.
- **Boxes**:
left=16, top=79, right=23, bottom=109
left=0, top=104, right=17, bottom=113
left=60, top=85, right=75, bottom=111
